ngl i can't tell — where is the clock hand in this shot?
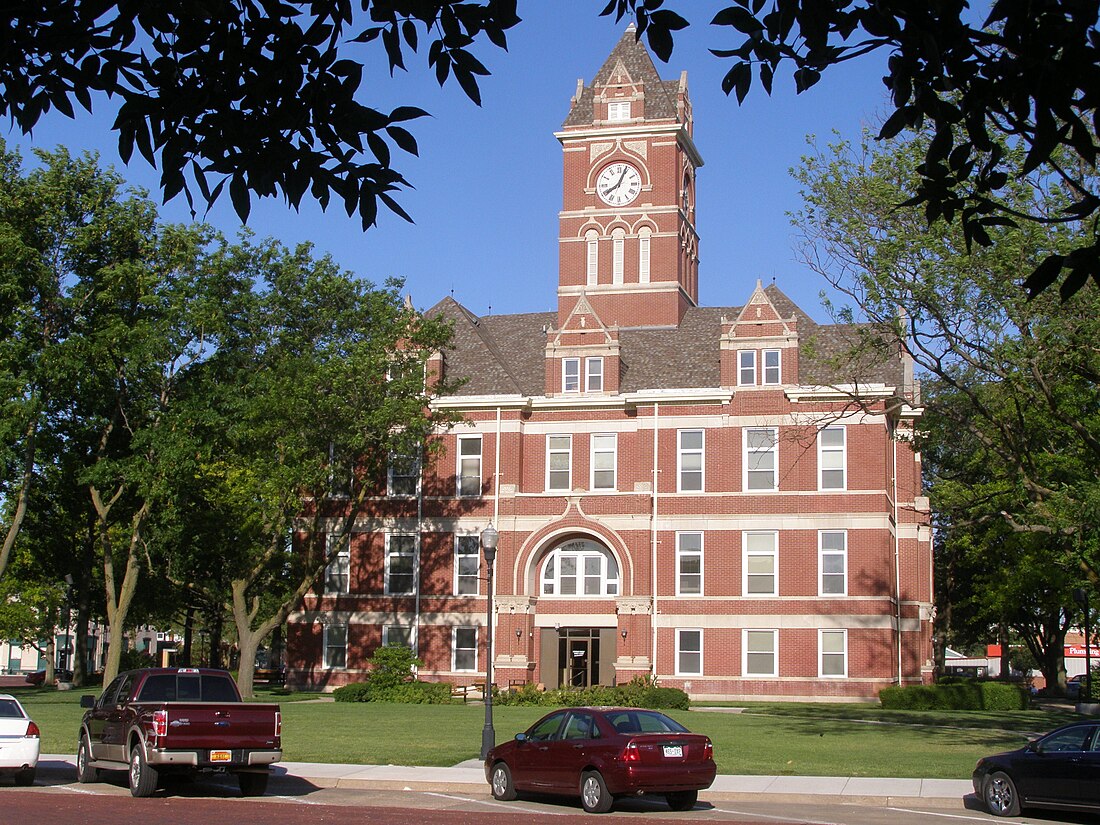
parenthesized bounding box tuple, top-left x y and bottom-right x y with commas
(602, 168, 628, 196)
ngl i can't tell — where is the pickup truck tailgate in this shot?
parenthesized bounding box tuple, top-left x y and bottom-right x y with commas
(148, 702, 280, 750)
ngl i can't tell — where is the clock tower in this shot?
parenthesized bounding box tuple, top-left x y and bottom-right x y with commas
(554, 24, 703, 332)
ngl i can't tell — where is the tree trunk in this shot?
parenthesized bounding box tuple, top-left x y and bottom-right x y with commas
(44, 638, 56, 685)
(96, 494, 149, 686)
(209, 609, 225, 669)
(181, 604, 195, 667)
(74, 597, 89, 687)
(0, 412, 39, 580)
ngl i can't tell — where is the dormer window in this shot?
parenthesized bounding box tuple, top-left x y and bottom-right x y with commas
(587, 357, 604, 392)
(607, 100, 631, 121)
(563, 358, 581, 392)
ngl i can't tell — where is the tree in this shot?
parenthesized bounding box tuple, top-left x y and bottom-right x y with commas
(792, 127, 1100, 687)
(0, 548, 66, 681)
(0, 141, 237, 683)
(609, 0, 1100, 300)
(7, 2, 1097, 299)
(3, 1, 521, 230)
(159, 236, 459, 697)
(923, 379, 1085, 690)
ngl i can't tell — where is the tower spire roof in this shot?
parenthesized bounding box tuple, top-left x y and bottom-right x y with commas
(562, 27, 681, 127)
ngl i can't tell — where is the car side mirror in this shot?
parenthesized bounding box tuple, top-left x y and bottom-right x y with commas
(80, 695, 95, 708)
(1025, 740, 1039, 753)
(515, 732, 527, 743)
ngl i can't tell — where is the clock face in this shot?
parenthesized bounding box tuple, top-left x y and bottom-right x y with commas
(596, 162, 642, 206)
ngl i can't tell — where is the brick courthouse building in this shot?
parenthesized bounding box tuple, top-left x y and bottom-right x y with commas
(286, 28, 933, 700)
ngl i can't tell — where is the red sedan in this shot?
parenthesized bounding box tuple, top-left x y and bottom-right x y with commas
(484, 706, 716, 813)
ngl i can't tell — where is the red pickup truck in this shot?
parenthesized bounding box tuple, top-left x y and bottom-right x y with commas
(77, 667, 281, 797)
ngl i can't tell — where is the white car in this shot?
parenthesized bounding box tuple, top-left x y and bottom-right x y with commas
(0, 694, 40, 785)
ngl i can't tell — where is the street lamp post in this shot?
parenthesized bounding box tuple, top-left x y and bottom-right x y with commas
(1075, 588, 1092, 702)
(480, 523, 499, 760)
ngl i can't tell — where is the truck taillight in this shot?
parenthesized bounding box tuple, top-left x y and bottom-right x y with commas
(275, 711, 281, 738)
(619, 740, 640, 763)
(25, 721, 40, 738)
(153, 709, 168, 737)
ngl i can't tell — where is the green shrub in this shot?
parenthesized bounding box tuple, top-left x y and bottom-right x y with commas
(493, 677, 689, 710)
(333, 679, 452, 704)
(369, 680, 453, 704)
(365, 645, 423, 691)
(879, 682, 1027, 710)
(495, 683, 554, 706)
(979, 681, 1029, 710)
(333, 681, 372, 702)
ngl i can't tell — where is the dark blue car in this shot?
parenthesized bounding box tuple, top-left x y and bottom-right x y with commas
(974, 721, 1100, 816)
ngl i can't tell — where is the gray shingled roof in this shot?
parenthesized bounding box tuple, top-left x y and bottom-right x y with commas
(426, 286, 905, 397)
(562, 26, 682, 128)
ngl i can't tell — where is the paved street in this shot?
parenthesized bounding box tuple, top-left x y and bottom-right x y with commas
(3, 754, 1071, 825)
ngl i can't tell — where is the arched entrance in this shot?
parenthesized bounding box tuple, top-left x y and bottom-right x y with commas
(531, 536, 621, 689)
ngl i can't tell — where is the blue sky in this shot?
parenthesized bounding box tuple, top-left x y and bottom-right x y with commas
(4, 2, 891, 323)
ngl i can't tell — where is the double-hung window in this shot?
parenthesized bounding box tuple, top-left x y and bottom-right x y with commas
(323, 624, 347, 669)
(819, 425, 847, 490)
(324, 533, 350, 594)
(743, 629, 777, 676)
(678, 429, 704, 492)
(738, 350, 756, 385)
(744, 531, 777, 596)
(745, 427, 778, 491)
(547, 435, 572, 491)
(457, 435, 482, 497)
(385, 534, 416, 595)
(383, 625, 413, 649)
(676, 629, 703, 675)
(819, 629, 848, 677)
(563, 358, 580, 393)
(587, 357, 604, 392)
(676, 532, 703, 595)
(455, 535, 480, 595)
(453, 627, 477, 671)
(763, 349, 781, 384)
(819, 531, 847, 596)
(590, 433, 617, 490)
(388, 451, 420, 497)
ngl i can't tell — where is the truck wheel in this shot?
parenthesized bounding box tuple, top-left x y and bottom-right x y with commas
(14, 767, 35, 786)
(238, 771, 269, 797)
(77, 735, 100, 783)
(128, 745, 159, 798)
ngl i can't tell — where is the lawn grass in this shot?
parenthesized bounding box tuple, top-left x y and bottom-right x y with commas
(11, 686, 1080, 779)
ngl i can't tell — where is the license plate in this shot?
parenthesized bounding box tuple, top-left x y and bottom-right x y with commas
(662, 745, 683, 758)
(210, 750, 232, 763)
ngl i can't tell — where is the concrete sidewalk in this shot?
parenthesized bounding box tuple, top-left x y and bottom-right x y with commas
(43, 754, 975, 803)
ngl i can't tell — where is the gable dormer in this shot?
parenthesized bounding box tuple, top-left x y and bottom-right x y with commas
(544, 292, 621, 396)
(721, 281, 800, 388)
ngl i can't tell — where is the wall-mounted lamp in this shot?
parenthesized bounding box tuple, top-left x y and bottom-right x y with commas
(515, 629, 522, 640)
(620, 629, 628, 640)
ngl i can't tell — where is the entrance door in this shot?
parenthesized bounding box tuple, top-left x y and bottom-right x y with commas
(557, 629, 601, 688)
